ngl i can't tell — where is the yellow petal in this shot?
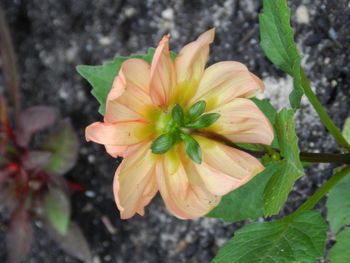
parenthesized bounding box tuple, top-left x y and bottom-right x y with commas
(85, 121, 153, 146)
(156, 150, 220, 219)
(113, 143, 158, 219)
(190, 61, 264, 110)
(105, 59, 154, 123)
(205, 98, 274, 145)
(173, 29, 215, 105)
(149, 35, 176, 107)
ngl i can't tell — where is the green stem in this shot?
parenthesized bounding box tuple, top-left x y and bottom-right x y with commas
(301, 69, 350, 150)
(300, 152, 350, 164)
(294, 165, 350, 214)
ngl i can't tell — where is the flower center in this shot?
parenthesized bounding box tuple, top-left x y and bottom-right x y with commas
(151, 100, 220, 164)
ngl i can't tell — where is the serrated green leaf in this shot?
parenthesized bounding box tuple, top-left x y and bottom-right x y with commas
(76, 48, 155, 115)
(326, 170, 350, 233)
(181, 133, 202, 164)
(328, 227, 350, 263)
(151, 133, 175, 154)
(42, 120, 78, 176)
(342, 115, 350, 144)
(187, 100, 206, 121)
(185, 113, 220, 129)
(171, 104, 184, 125)
(259, 0, 303, 110)
(44, 186, 71, 235)
(212, 211, 327, 263)
(263, 109, 303, 216)
(207, 162, 278, 222)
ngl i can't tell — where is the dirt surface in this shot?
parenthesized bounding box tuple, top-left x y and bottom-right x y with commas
(1, 0, 350, 262)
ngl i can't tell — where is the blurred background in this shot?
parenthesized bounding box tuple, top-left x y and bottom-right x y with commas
(0, 0, 350, 262)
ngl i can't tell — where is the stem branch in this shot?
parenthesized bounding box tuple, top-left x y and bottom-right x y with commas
(301, 70, 350, 150)
(294, 165, 350, 214)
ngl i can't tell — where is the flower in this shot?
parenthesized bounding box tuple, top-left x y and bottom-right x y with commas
(85, 28, 274, 219)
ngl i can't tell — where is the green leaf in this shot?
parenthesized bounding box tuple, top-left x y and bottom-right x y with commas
(44, 186, 71, 235)
(42, 120, 79, 176)
(185, 113, 220, 129)
(326, 170, 350, 233)
(342, 115, 350, 144)
(181, 133, 202, 164)
(259, 0, 303, 110)
(76, 48, 155, 115)
(263, 109, 303, 216)
(207, 162, 279, 222)
(151, 133, 175, 154)
(187, 100, 206, 121)
(212, 211, 327, 263)
(171, 104, 184, 125)
(328, 227, 350, 263)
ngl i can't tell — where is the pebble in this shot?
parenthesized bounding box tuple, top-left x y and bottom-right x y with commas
(296, 5, 310, 24)
(162, 8, 174, 20)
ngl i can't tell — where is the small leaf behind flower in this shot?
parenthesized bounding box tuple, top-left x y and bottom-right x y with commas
(187, 100, 206, 121)
(185, 113, 220, 129)
(44, 186, 71, 235)
(181, 133, 202, 164)
(151, 133, 175, 154)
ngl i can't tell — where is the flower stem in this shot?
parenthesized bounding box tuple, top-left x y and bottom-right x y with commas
(300, 152, 350, 164)
(293, 165, 350, 214)
(301, 69, 350, 151)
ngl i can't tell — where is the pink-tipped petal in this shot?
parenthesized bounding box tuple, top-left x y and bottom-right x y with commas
(149, 35, 176, 107)
(172, 29, 215, 104)
(105, 145, 128, 158)
(205, 98, 274, 145)
(105, 59, 154, 123)
(85, 121, 153, 146)
(191, 61, 264, 110)
(175, 28, 215, 85)
(156, 150, 220, 219)
(193, 136, 264, 196)
(113, 143, 158, 219)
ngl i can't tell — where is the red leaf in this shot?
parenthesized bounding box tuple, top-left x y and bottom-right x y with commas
(16, 106, 58, 147)
(6, 206, 33, 263)
(45, 221, 92, 263)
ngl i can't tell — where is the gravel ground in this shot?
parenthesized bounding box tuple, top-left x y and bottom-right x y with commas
(1, 0, 350, 262)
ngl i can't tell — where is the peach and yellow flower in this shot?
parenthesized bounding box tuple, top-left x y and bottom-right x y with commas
(86, 28, 274, 219)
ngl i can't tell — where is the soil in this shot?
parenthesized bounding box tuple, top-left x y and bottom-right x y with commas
(1, 0, 350, 262)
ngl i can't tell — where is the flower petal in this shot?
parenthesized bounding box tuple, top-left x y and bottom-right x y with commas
(85, 121, 153, 146)
(105, 59, 154, 123)
(173, 29, 215, 105)
(104, 145, 128, 158)
(205, 98, 274, 145)
(190, 61, 264, 110)
(149, 35, 176, 107)
(193, 136, 264, 196)
(156, 148, 220, 219)
(113, 143, 158, 219)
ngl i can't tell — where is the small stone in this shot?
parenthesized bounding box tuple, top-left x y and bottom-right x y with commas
(296, 5, 310, 24)
(162, 8, 174, 20)
(99, 36, 112, 46)
(85, 190, 96, 198)
(331, 80, 338, 87)
(324, 57, 330, 64)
